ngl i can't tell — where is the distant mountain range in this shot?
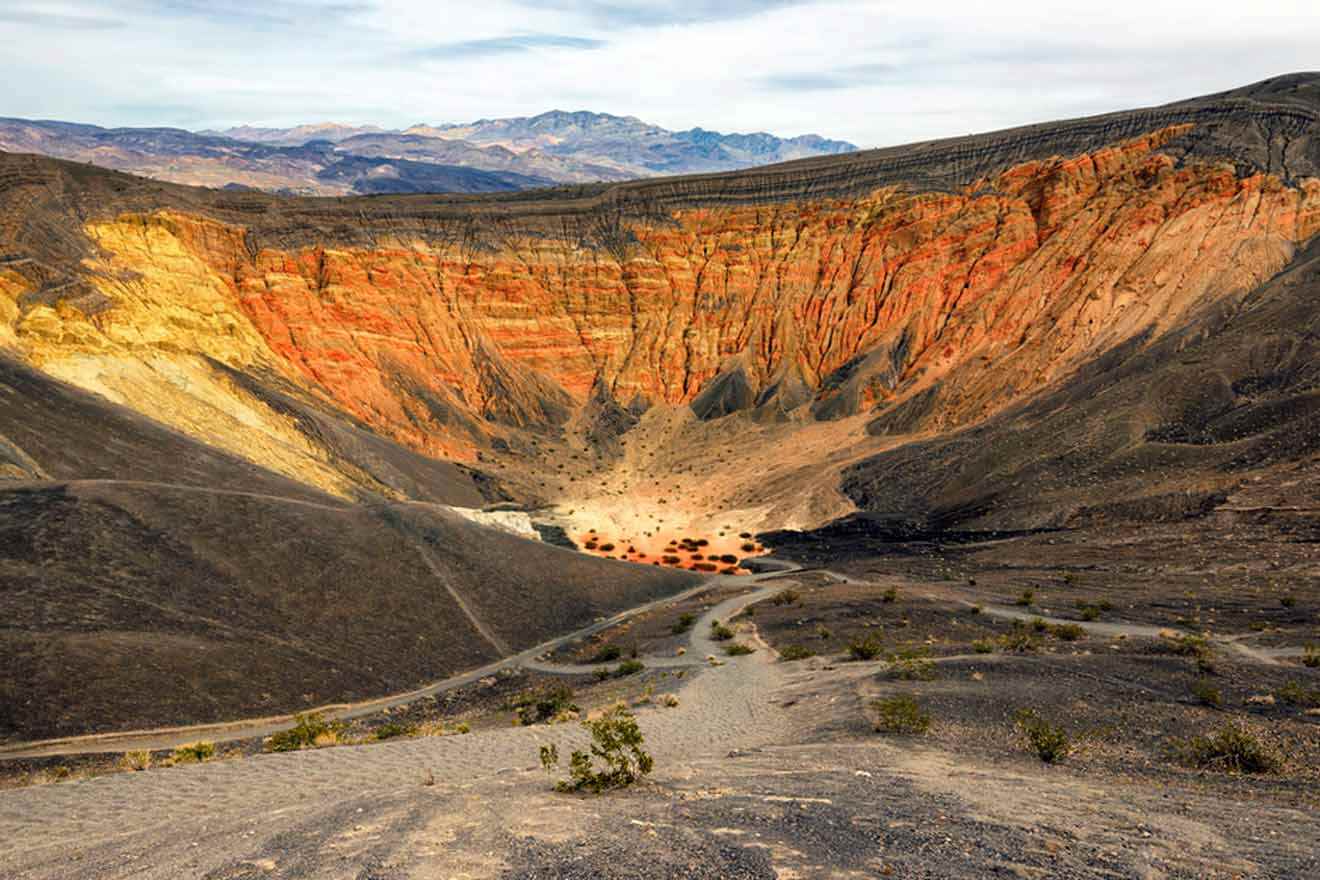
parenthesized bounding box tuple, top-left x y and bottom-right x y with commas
(0, 111, 856, 195)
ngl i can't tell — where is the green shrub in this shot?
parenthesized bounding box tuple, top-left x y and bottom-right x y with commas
(1276, 680, 1320, 708)
(724, 643, 755, 656)
(1280, 595, 1296, 608)
(540, 705, 654, 793)
(121, 750, 152, 771)
(771, 589, 801, 606)
(779, 644, 816, 662)
(1014, 709, 1070, 764)
(847, 637, 883, 661)
(589, 644, 622, 664)
(881, 587, 898, 604)
(172, 741, 216, 764)
(999, 627, 1040, 654)
(374, 721, 417, 740)
(1015, 589, 1035, 607)
(1302, 645, 1319, 668)
(266, 713, 344, 752)
(1030, 617, 1049, 633)
(872, 696, 931, 734)
(815, 624, 833, 640)
(612, 659, 645, 678)
(670, 612, 696, 635)
(1192, 678, 1222, 708)
(512, 685, 579, 725)
(1174, 722, 1279, 774)
(968, 605, 983, 615)
(1077, 604, 1100, 621)
(888, 647, 936, 681)
(972, 639, 995, 654)
(710, 621, 735, 641)
(1052, 623, 1086, 642)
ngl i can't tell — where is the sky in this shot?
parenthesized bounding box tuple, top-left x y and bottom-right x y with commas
(2, 0, 1317, 148)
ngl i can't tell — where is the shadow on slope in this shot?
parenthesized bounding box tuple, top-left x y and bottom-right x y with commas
(0, 361, 695, 743)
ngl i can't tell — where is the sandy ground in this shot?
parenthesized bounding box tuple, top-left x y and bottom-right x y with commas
(3, 564, 1318, 878)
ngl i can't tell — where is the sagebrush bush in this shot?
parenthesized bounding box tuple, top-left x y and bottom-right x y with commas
(512, 685, 579, 725)
(771, 589, 801, 606)
(540, 705, 654, 793)
(589, 644, 622, 664)
(1052, 623, 1086, 641)
(872, 695, 931, 734)
(121, 750, 151, 771)
(1276, 680, 1320, 708)
(881, 587, 898, 603)
(266, 713, 344, 752)
(612, 659, 645, 678)
(670, 612, 696, 635)
(847, 637, 883, 661)
(172, 741, 216, 764)
(779, 644, 815, 661)
(1174, 722, 1279, 774)
(1192, 678, 1222, 708)
(1302, 645, 1319, 668)
(1015, 709, 1070, 763)
(710, 621, 735, 641)
(374, 721, 417, 740)
(724, 643, 755, 656)
(888, 648, 936, 680)
(972, 639, 994, 654)
(1015, 589, 1035, 607)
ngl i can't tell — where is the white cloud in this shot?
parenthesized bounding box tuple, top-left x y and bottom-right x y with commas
(1, 0, 1316, 146)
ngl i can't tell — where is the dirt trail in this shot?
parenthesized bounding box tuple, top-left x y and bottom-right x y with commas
(0, 572, 758, 761)
(0, 576, 797, 864)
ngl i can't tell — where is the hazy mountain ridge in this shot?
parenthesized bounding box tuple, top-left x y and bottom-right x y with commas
(0, 110, 856, 195)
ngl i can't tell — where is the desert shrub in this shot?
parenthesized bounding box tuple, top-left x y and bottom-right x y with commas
(266, 713, 344, 752)
(725, 643, 755, 656)
(741, 542, 757, 552)
(512, 685, 579, 725)
(1077, 604, 1100, 621)
(1052, 623, 1086, 641)
(172, 741, 216, 764)
(719, 554, 738, 564)
(972, 639, 995, 654)
(1014, 709, 1070, 763)
(710, 621, 735, 641)
(1030, 617, 1049, 633)
(1015, 589, 1035, 607)
(968, 605, 983, 615)
(1174, 722, 1279, 773)
(1276, 680, 1320, 708)
(589, 644, 622, 664)
(815, 624, 833, 640)
(121, 750, 151, 771)
(661, 693, 680, 708)
(771, 589, 801, 606)
(1192, 678, 1222, 708)
(1302, 645, 1319, 668)
(1280, 595, 1296, 608)
(540, 705, 654, 793)
(872, 695, 931, 734)
(779, 644, 816, 661)
(1165, 634, 1219, 675)
(847, 637, 883, 661)
(881, 587, 898, 603)
(999, 626, 1041, 654)
(888, 647, 936, 680)
(599, 543, 615, 552)
(670, 612, 696, 635)
(612, 659, 645, 678)
(374, 721, 417, 740)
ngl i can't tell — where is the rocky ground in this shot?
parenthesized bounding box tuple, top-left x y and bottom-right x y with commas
(3, 558, 1317, 878)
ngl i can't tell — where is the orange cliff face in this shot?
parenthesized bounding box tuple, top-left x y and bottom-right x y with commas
(2, 126, 1317, 501)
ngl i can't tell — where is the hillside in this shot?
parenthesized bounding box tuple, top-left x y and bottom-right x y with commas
(1, 72, 1318, 741)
